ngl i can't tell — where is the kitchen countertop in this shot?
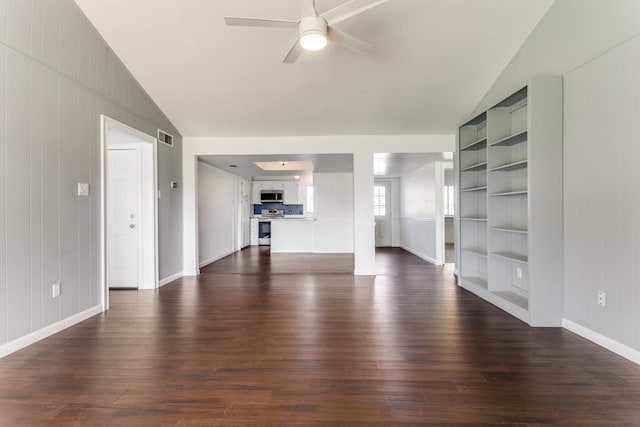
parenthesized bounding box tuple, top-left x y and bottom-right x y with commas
(251, 215, 315, 220)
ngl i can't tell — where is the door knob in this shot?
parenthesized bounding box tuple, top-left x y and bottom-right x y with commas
(129, 224, 136, 229)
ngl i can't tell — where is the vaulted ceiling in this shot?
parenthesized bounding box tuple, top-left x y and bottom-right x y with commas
(74, 0, 554, 137)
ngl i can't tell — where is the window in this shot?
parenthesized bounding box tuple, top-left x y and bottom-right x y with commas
(306, 186, 314, 213)
(374, 185, 386, 217)
(443, 185, 455, 216)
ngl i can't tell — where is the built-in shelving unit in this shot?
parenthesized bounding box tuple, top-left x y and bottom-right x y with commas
(458, 112, 488, 296)
(456, 77, 563, 326)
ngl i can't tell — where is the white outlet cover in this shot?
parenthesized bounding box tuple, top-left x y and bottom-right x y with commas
(78, 183, 90, 197)
(597, 291, 606, 307)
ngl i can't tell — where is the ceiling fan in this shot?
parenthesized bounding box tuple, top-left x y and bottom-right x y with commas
(224, 0, 387, 64)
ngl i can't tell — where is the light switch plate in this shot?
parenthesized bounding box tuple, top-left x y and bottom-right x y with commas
(78, 183, 89, 197)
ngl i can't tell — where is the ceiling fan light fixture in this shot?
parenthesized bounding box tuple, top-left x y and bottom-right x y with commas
(299, 16, 328, 51)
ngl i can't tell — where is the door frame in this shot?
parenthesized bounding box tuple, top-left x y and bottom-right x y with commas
(100, 115, 159, 310)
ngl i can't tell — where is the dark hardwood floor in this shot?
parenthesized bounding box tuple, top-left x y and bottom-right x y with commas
(1, 247, 640, 425)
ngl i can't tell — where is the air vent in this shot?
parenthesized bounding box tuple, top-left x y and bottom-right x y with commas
(158, 129, 174, 147)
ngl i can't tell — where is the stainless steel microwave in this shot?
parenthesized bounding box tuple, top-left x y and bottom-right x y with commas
(260, 190, 283, 203)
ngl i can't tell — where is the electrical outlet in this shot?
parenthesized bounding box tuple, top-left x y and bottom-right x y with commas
(597, 291, 606, 307)
(516, 267, 523, 279)
(52, 283, 61, 298)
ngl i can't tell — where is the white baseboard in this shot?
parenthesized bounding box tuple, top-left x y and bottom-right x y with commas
(198, 250, 234, 269)
(400, 245, 437, 265)
(159, 271, 183, 287)
(271, 250, 313, 253)
(353, 269, 376, 276)
(0, 305, 104, 359)
(563, 319, 640, 366)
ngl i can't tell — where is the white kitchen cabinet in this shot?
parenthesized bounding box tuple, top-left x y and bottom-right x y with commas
(250, 218, 259, 245)
(283, 181, 302, 204)
(261, 182, 283, 190)
(251, 182, 262, 204)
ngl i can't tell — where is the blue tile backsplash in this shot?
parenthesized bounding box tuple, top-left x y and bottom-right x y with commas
(254, 203, 304, 215)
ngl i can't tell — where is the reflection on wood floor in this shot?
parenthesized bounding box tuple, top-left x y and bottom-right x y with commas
(0, 246, 639, 425)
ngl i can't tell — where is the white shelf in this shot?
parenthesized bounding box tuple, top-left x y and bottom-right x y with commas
(493, 291, 528, 310)
(491, 190, 527, 197)
(460, 137, 487, 151)
(461, 162, 488, 172)
(491, 252, 528, 263)
(490, 160, 528, 172)
(461, 186, 487, 193)
(462, 248, 488, 257)
(460, 217, 487, 222)
(491, 227, 528, 234)
(462, 277, 488, 290)
(490, 129, 528, 147)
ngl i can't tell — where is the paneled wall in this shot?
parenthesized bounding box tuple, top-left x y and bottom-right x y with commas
(564, 33, 640, 351)
(0, 0, 182, 347)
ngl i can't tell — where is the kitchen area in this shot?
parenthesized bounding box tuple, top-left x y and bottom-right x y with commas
(250, 179, 315, 253)
(196, 153, 355, 267)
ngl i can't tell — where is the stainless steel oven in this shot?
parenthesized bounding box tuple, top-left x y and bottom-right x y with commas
(258, 221, 271, 245)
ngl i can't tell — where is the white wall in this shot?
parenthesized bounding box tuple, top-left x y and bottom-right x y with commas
(198, 162, 236, 267)
(0, 0, 182, 355)
(466, 0, 640, 360)
(400, 162, 444, 264)
(313, 173, 354, 253)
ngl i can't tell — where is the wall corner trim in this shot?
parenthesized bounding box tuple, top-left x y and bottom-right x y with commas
(400, 245, 438, 265)
(563, 319, 640, 366)
(159, 272, 184, 287)
(199, 250, 235, 269)
(0, 305, 105, 359)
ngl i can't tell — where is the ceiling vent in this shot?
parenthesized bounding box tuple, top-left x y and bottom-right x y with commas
(158, 129, 174, 147)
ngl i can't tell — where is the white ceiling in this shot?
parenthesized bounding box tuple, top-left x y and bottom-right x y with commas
(199, 154, 354, 178)
(74, 0, 554, 137)
(199, 152, 448, 178)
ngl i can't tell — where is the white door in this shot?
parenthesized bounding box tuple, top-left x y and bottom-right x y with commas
(108, 149, 140, 288)
(374, 182, 392, 247)
(240, 179, 251, 248)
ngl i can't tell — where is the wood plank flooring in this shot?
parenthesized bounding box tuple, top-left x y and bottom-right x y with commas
(1, 246, 639, 425)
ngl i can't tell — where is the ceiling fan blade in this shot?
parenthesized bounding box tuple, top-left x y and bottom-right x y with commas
(298, 0, 318, 17)
(327, 27, 372, 54)
(321, 0, 387, 26)
(283, 39, 304, 64)
(224, 17, 299, 29)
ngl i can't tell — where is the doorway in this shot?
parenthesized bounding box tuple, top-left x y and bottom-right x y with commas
(374, 181, 392, 247)
(101, 116, 158, 308)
